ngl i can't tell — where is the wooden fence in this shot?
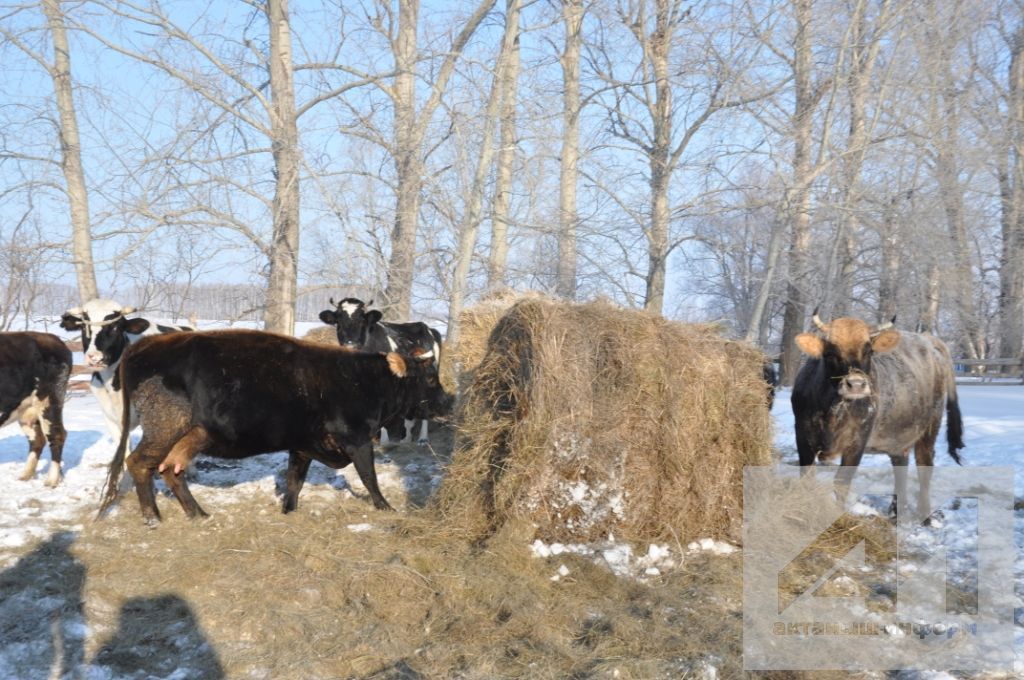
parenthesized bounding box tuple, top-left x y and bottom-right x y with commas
(953, 358, 1023, 384)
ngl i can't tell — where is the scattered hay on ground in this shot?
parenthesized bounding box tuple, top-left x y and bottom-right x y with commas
(436, 294, 773, 546)
(67, 498, 749, 679)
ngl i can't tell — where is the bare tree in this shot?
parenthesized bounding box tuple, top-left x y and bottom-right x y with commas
(0, 0, 99, 302)
(998, 12, 1024, 357)
(446, 0, 523, 347)
(79, 0, 380, 334)
(487, 0, 522, 291)
(383, 0, 498, 320)
(555, 0, 584, 300)
(263, 0, 301, 333)
(590, 0, 770, 314)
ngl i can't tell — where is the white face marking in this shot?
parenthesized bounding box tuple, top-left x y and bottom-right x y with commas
(387, 335, 398, 352)
(78, 298, 125, 359)
(341, 301, 361, 316)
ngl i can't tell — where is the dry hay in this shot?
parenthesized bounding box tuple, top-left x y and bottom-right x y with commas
(436, 294, 773, 545)
(301, 325, 338, 346)
(61, 497, 753, 679)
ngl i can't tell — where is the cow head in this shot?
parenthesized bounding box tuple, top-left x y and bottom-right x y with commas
(384, 348, 454, 419)
(318, 297, 382, 349)
(795, 312, 900, 400)
(61, 299, 150, 368)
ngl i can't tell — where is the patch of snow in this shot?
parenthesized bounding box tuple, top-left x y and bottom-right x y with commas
(346, 523, 373, 533)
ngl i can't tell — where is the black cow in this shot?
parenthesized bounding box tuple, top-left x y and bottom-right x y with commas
(791, 312, 964, 519)
(97, 330, 453, 524)
(60, 298, 193, 440)
(1, 332, 71, 486)
(318, 297, 444, 445)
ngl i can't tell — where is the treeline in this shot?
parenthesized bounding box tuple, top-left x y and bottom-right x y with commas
(1, 0, 1023, 383)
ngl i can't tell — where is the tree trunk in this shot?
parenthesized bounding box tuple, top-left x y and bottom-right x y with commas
(487, 0, 521, 292)
(744, 216, 786, 344)
(556, 0, 583, 300)
(919, 262, 940, 333)
(384, 0, 497, 319)
(877, 197, 900, 324)
(779, 0, 816, 386)
(262, 0, 301, 335)
(447, 3, 519, 348)
(41, 0, 98, 302)
(384, 0, 420, 320)
(828, 0, 890, 318)
(643, 0, 672, 315)
(999, 24, 1024, 358)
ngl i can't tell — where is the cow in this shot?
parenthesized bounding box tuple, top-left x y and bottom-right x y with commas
(97, 330, 454, 524)
(791, 312, 965, 521)
(0, 332, 72, 486)
(317, 297, 444, 446)
(60, 299, 193, 440)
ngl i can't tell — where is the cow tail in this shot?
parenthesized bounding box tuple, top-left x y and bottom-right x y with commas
(945, 368, 965, 465)
(97, 358, 133, 518)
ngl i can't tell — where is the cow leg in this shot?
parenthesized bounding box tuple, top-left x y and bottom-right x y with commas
(914, 433, 938, 522)
(17, 420, 45, 482)
(402, 419, 414, 444)
(349, 440, 393, 511)
(283, 450, 313, 513)
(794, 422, 821, 475)
(833, 449, 864, 508)
(126, 439, 166, 525)
(158, 426, 211, 518)
(889, 453, 910, 520)
(40, 395, 67, 488)
(417, 419, 429, 446)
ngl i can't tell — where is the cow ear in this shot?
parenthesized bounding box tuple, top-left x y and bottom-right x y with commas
(871, 329, 900, 353)
(795, 332, 824, 358)
(366, 310, 383, 326)
(384, 352, 407, 378)
(60, 313, 83, 331)
(319, 309, 337, 325)
(124, 318, 150, 335)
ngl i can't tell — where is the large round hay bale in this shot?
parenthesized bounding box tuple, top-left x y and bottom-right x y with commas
(302, 325, 338, 346)
(436, 295, 772, 545)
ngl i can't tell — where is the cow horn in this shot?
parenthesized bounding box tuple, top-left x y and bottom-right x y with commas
(811, 308, 829, 333)
(871, 316, 895, 336)
(66, 307, 83, 316)
(412, 349, 434, 361)
(329, 297, 336, 307)
(120, 306, 137, 315)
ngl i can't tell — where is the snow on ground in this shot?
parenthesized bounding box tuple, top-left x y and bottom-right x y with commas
(773, 384, 1024, 673)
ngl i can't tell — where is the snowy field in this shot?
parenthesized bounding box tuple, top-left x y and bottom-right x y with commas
(0, 373, 1022, 676)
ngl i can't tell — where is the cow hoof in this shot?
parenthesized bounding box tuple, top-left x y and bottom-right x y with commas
(17, 472, 32, 482)
(417, 438, 429, 446)
(44, 475, 62, 488)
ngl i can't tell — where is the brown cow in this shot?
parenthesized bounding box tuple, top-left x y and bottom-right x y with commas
(97, 330, 453, 524)
(791, 313, 964, 520)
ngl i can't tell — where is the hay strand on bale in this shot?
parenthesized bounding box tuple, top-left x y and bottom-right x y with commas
(436, 295, 772, 545)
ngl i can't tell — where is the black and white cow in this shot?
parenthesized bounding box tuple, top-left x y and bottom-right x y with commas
(97, 330, 454, 523)
(1, 332, 72, 486)
(318, 298, 444, 446)
(60, 299, 193, 440)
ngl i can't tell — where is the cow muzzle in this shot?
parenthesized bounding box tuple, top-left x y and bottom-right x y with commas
(838, 371, 871, 399)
